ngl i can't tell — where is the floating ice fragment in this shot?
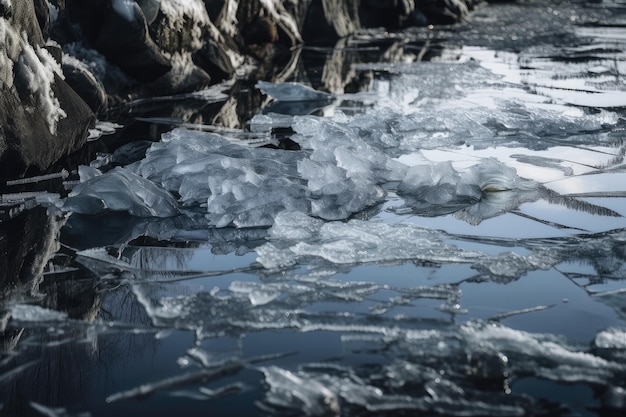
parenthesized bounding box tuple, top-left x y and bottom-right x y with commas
(229, 281, 281, 306)
(257, 213, 483, 269)
(10, 304, 67, 322)
(594, 328, 626, 349)
(256, 81, 333, 102)
(106, 360, 243, 403)
(259, 366, 340, 416)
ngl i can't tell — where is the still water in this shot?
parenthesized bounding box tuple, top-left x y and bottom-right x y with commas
(2, 1, 626, 416)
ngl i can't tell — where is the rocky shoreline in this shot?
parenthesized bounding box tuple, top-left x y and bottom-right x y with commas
(1, 0, 489, 182)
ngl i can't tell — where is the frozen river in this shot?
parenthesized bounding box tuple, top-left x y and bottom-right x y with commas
(2, 1, 626, 416)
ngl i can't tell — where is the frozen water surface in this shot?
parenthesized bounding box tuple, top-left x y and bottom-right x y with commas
(3, 1, 626, 416)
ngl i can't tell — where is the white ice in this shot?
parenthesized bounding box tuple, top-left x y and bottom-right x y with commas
(257, 81, 333, 102)
(10, 304, 68, 322)
(256, 211, 484, 269)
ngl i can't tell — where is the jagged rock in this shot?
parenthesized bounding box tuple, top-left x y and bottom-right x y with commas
(0, 0, 94, 181)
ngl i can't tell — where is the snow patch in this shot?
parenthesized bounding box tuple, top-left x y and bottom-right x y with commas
(8, 28, 67, 135)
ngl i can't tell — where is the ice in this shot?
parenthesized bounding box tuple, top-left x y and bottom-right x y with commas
(106, 360, 243, 403)
(257, 81, 333, 102)
(131, 128, 391, 226)
(255, 320, 624, 416)
(30, 402, 91, 417)
(594, 328, 626, 348)
(10, 304, 68, 322)
(256, 211, 484, 269)
(5, 169, 69, 186)
(62, 167, 179, 218)
(258, 366, 340, 416)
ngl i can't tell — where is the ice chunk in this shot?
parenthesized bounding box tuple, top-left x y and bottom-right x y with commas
(63, 167, 179, 218)
(257, 81, 333, 102)
(472, 250, 559, 281)
(395, 158, 537, 218)
(594, 328, 626, 349)
(30, 402, 91, 417)
(10, 304, 67, 322)
(259, 366, 340, 416)
(132, 128, 390, 226)
(106, 360, 243, 403)
(229, 281, 281, 306)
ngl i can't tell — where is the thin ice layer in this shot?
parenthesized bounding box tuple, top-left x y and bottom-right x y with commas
(256, 320, 625, 416)
(256, 211, 484, 269)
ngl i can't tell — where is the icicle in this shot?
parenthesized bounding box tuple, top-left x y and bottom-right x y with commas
(6, 169, 69, 186)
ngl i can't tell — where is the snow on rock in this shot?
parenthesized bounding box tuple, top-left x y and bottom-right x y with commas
(0, 17, 17, 88)
(15, 41, 67, 135)
(1, 16, 67, 136)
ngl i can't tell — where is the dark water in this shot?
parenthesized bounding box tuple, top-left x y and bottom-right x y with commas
(2, 1, 626, 416)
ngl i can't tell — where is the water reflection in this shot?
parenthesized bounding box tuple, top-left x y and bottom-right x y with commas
(2, 1, 626, 416)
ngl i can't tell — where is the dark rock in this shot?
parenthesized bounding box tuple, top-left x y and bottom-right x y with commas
(137, 0, 160, 24)
(34, 0, 51, 39)
(417, 0, 473, 25)
(302, 0, 361, 44)
(193, 38, 239, 82)
(0, 73, 95, 179)
(360, 0, 424, 29)
(62, 57, 108, 115)
(203, 0, 226, 21)
(0, 1, 94, 181)
(94, 2, 171, 82)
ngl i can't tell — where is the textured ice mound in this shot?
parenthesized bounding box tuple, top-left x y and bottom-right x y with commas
(395, 157, 538, 218)
(131, 128, 389, 226)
